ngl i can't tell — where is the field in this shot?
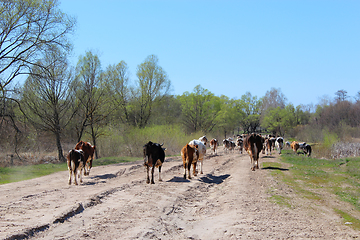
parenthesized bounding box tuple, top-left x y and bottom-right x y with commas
(1, 148, 359, 239)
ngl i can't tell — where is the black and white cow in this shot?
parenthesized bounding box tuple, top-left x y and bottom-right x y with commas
(143, 141, 166, 184)
(67, 149, 86, 185)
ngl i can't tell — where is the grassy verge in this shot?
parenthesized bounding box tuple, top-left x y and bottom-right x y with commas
(0, 156, 141, 185)
(263, 149, 360, 230)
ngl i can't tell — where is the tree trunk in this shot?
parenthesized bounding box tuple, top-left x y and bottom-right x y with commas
(55, 131, 65, 162)
(90, 125, 98, 159)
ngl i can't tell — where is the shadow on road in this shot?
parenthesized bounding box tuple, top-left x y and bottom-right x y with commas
(199, 174, 230, 184)
(262, 166, 289, 171)
(91, 173, 117, 180)
(167, 176, 191, 183)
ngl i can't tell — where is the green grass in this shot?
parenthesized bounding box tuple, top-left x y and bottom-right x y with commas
(0, 156, 141, 185)
(265, 151, 360, 230)
(334, 209, 360, 230)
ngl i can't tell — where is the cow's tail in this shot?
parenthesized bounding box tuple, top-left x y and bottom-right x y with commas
(253, 143, 258, 160)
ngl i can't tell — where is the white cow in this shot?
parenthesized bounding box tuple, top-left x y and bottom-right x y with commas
(189, 139, 206, 174)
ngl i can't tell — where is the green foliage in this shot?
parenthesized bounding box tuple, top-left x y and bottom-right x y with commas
(178, 85, 221, 133)
(97, 124, 200, 158)
(238, 92, 262, 133)
(322, 129, 339, 149)
(261, 105, 298, 136)
(132, 55, 171, 128)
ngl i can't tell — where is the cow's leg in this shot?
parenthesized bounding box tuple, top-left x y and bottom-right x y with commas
(187, 161, 192, 179)
(74, 169, 78, 185)
(151, 166, 155, 184)
(183, 163, 187, 179)
(158, 165, 162, 182)
(192, 161, 197, 176)
(251, 157, 255, 171)
(199, 159, 203, 174)
(68, 169, 72, 185)
(79, 164, 83, 184)
(146, 166, 150, 184)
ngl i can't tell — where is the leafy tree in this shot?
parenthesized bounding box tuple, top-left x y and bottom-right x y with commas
(130, 55, 171, 128)
(178, 85, 221, 133)
(74, 51, 108, 158)
(149, 95, 182, 125)
(215, 96, 245, 138)
(261, 106, 296, 136)
(102, 61, 130, 124)
(20, 47, 76, 162)
(239, 92, 262, 133)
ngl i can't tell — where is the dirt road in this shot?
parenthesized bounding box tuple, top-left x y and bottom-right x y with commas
(1, 149, 359, 239)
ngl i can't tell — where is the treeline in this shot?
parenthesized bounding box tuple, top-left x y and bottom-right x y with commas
(1, 1, 360, 166)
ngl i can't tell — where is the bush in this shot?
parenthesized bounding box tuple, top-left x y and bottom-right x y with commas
(97, 124, 206, 158)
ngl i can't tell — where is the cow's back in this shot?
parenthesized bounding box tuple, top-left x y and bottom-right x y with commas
(189, 140, 206, 159)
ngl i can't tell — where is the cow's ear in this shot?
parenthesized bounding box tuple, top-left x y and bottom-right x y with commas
(195, 144, 198, 148)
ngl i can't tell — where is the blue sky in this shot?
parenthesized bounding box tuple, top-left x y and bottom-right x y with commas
(60, 0, 360, 107)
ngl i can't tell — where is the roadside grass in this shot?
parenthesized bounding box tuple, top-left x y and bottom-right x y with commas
(264, 149, 360, 230)
(0, 156, 141, 185)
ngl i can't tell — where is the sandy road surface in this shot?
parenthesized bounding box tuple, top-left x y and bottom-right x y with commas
(1, 149, 359, 239)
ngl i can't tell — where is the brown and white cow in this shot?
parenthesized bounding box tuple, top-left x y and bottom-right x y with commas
(244, 133, 264, 171)
(143, 141, 166, 184)
(264, 137, 272, 155)
(236, 137, 243, 154)
(181, 143, 199, 179)
(75, 141, 95, 176)
(67, 149, 86, 185)
(209, 138, 218, 155)
(223, 138, 235, 153)
(291, 141, 311, 157)
(189, 139, 206, 174)
(199, 135, 208, 146)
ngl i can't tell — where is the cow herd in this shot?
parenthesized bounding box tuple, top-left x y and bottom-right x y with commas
(66, 135, 311, 185)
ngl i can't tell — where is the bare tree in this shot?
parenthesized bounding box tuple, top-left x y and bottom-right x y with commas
(335, 89, 348, 102)
(261, 87, 287, 112)
(0, 0, 75, 98)
(20, 47, 76, 162)
(0, 0, 75, 159)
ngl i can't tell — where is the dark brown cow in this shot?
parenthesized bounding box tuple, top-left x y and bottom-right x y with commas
(143, 141, 165, 184)
(244, 133, 264, 171)
(75, 141, 95, 176)
(181, 143, 199, 179)
(209, 138, 218, 155)
(67, 149, 86, 185)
